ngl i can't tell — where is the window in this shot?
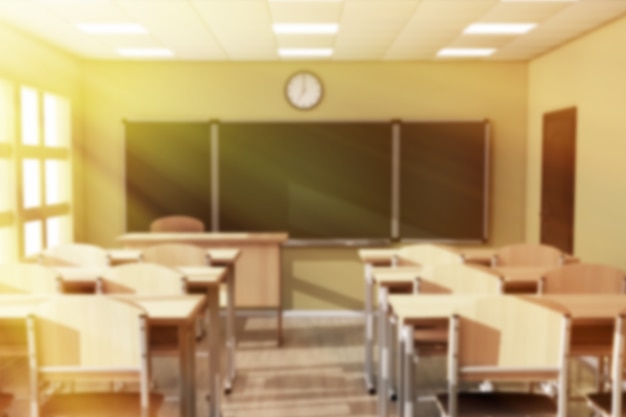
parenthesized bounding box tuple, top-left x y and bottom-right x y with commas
(0, 79, 16, 263)
(16, 86, 73, 258)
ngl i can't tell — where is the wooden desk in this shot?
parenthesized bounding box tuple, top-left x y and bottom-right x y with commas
(387, 294, 490, 417)
(524, 294, 626, 356)
(119, 232, 288, 345)
(0, 294, 205, 417)
(178, 266, 227, 417)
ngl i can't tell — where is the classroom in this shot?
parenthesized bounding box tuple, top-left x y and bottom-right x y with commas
(1, 0, 626, 416)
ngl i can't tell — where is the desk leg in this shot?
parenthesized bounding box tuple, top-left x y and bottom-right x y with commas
(225, 264, 236, 394)
(402, 325, 414, 417)
(396, 324, 404, 411)
(364, 262, 376, 394)
(183, 322, 197, 417)
(389, 316, 397, 401)
(208, 287, 222, 417)
(179, 324, 190, 417)
(377, 286, 389, 417)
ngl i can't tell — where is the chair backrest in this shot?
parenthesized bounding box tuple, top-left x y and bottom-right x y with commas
(28, 296, 147, 370)
(149, 216, 205, 233)
(539, 263, 626, 295)
(396, 244, 463, 267)
(492, 243, 564, 267)
(0, 263, 62, 294)
(419, 264, 504, 295)
(454, 296, 569, 373)
(141, 243, 209, 268)
(39, 243, 110, 267)
(98, 263, 187, 295)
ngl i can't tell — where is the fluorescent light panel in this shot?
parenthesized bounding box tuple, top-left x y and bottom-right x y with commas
(77, 23, 147, 34)
(437, 48, 496, 57)
(273, 23, 338, 35)
(116, 48, 174, 57)
(278, 48, 333, 57)
(464, 23, 536, 35)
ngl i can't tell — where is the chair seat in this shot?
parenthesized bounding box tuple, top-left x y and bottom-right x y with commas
(586, 392, 626, 416)
(41, 393, 163, 417)
(436, 392, 557, 417)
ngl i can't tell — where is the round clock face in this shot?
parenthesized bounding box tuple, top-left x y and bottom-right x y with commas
(285, 71, 323, 110)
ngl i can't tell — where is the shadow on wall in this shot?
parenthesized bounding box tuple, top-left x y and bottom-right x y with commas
(282, 248, 364, 310)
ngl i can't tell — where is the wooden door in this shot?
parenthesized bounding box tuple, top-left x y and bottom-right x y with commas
(541, 107, 576, 253)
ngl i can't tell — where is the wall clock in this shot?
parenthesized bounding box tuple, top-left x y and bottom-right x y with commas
(285, 71, 323, 110)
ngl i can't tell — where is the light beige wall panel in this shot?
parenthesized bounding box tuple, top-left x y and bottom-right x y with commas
(528, 15, 626, 269)
(82, 61, 528, 309)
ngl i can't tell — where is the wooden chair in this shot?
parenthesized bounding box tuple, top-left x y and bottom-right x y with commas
(0, 394, 11, 417)
(39, 243, 110, 267)
(149, 216, 205, 233)
(98, 263, 187, 355)
(538, 263, 626, 295)
(432, 296, 570, 417)
(492, 243, 564, 267)
(539, 263, 626, 394)
(97, 263, 187, 295)
(586, 309, 626, 417)
(0, 263, 62, 294)
(27, 296, 163, 417)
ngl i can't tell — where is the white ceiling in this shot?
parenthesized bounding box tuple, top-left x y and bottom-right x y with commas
(0, 0, 625, 61)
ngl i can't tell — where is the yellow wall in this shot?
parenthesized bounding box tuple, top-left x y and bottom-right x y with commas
(527, 15, 626, 269)
(82, 61, 528, 309)
(0, 21, 84, 245)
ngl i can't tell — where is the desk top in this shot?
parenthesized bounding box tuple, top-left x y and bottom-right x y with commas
(178, 266, 227, 287)
(0, 294, 205, 324)
(207, 249, 241, 265)
(119, 232, 289, 245)
(358, 249, 396, 265)
(372, 267, 421, 286)
(388, 294, 491, 325)
(522, 294, 626, 321)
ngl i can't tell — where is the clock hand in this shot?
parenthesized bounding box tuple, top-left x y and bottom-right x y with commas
(299, 75, 306, 99)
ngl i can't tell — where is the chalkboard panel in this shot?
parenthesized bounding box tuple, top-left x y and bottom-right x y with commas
(219, 122, 392, 239)
(399, 121, 487, 241)
(125, 122, 211, 231)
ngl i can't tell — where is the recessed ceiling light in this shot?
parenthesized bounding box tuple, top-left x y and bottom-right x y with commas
(77, 23, 147, 35)
(273, 23, 339, 35)
(278, 48, 333, 57)
(464, 23, 537, 35)
(437, 48, 496, 57)
(116, 48, 174, 58)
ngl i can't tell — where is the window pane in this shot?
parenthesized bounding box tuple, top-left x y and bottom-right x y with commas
(43, 94, 59, 147)
(21, 87, 39, 145)
(0, 227, 17, 263)
(22, 159, 41, 208)
(0, 79, 14, 144)
(43, 94, 70, 147)
(23, 220, 42, 256)
(45, 160, 69, 205)
(46, 216, 71, 249)
(0, 159, 14, 212)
